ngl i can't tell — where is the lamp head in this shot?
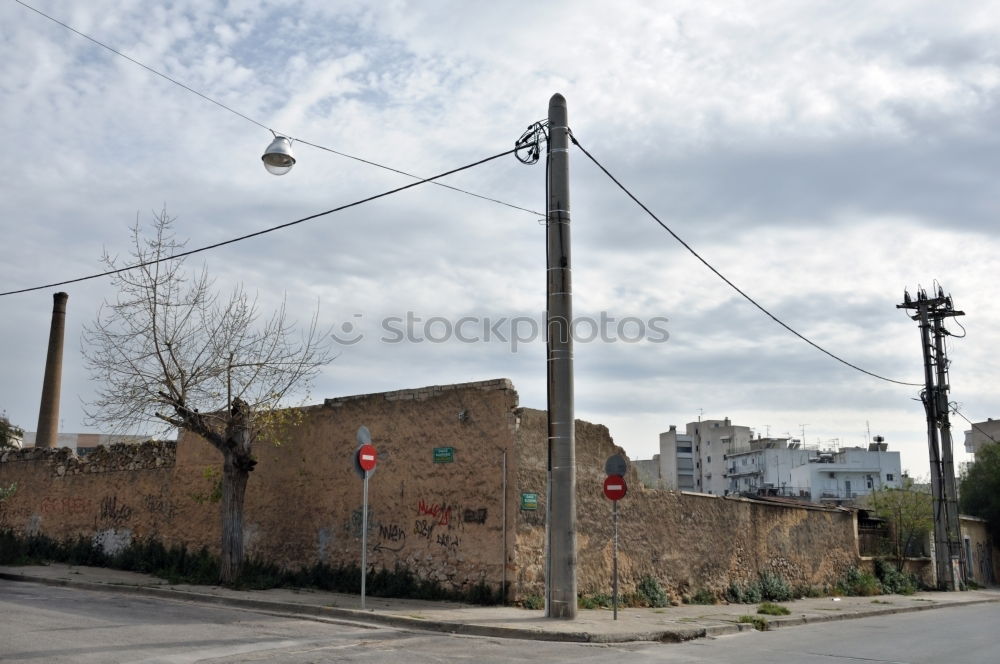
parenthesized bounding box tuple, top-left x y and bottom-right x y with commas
(262, 136, 295, 175)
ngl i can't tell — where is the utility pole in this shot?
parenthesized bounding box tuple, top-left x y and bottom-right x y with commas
(897, 286, 965, 590)
(545, 93, 576, 618)
(932, 294, 964, 587)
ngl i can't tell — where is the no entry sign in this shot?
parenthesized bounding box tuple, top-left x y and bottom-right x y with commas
(357, 444, 377, 472)
(603, 474, 627, 501)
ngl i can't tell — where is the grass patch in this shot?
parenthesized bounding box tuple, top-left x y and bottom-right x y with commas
(871, 599, 893, 605)
(757, 602, 790, 616)
(836, 567, 882, 596)
(738, 615, 768, 631)
(578, 593, 612, 609)
(520, 594, 544, 610)
(637, 575, 669, 608)
(873, 559, 919, 595)
(687, 588, 716, 605)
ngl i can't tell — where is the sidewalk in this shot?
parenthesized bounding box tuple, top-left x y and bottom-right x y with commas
(2, 564, 998, 643)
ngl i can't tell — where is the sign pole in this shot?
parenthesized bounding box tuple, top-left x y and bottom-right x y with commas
(603, 454, 628, 622)
(361, 470, 368, 610)
(353, 427, 377, 611)
(613, 499, 619, 620)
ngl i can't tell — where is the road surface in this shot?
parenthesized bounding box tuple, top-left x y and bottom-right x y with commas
(1, 581, 994, 663)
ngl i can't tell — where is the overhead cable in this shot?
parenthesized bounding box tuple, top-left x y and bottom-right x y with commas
(13, 0, 541, 217)
(0, 148, 517, 297)
(567, 131, 923, 388)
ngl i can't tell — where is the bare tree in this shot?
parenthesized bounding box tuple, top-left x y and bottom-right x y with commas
(83, 209, 334, 583)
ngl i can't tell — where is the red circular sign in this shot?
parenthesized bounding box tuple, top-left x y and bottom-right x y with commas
(603, 474, 627, 501)
(357, 444, 377, 472)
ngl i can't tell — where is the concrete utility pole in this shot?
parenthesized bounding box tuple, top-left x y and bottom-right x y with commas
(897, 287, 964, 589)
(35, 292, 68, 449)
(545, 93, 577, 619)
(932, 298, 964, 587)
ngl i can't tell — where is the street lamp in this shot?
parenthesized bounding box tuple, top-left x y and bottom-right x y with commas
(262, 135, 296, 175)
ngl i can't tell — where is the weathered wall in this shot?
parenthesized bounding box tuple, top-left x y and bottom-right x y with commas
(960, 516, 997, 586)
(172, 378, 518, 590)
(512, 408, 860, 601)
(0, 442, 180, 555)
(0, 380, 518, 594)
(2, 379, 881, 601)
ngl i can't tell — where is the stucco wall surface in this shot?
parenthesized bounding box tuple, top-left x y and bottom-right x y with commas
(2, 379, 876, 601)
(512, 408, 860, 601)
(0, 380, 519, 593)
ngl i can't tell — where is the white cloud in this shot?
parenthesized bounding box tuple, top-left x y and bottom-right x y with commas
(1, 0, 998, 480)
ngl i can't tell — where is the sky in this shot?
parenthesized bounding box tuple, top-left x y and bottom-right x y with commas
(1, 0, 998, 478)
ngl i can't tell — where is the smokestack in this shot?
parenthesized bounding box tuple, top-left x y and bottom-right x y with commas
(35, 292, 68, 449)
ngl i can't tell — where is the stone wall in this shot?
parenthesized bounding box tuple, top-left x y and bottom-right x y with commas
(2, 378, 873, 601)
(0, 441, 179, 555)
(0, 380, 518, 594)
(512, 407, 860, 601)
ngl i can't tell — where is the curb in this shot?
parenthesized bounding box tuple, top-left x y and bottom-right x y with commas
(0, 571, 690, 643)
(762, 596, 1000, 631)
(2, 571, 998, 643)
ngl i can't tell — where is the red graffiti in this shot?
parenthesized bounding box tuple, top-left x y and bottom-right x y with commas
(417, 499, 451, 526)
(40, 496, 92, 515)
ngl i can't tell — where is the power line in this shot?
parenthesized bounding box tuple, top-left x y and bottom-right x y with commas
(13, 0, 542, 217)
(567, 131, 922, 388)
(0, 148, 517, 297)
(951, 405, 999, 444)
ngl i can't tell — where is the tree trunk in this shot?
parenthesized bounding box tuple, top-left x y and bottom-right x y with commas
(220, 450, 250, 585)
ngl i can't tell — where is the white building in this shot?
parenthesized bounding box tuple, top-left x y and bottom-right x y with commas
(639, 418, 751, 495)
(964, 418, 1000, 460)
(788, 446, 902, 504)
(638, 417, 903, 504)
(725, 437, 814, 496)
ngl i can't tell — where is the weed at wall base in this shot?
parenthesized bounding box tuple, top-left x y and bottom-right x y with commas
(0, 529, 504, 604)
(738, 615, 768, 631)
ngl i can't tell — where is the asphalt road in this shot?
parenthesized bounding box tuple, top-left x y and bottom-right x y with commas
(1, 581, 995, 663)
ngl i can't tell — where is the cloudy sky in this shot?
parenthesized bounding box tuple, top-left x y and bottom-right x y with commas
(2, 1, 998, 477)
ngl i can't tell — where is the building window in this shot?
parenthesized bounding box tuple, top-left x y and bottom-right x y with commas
(887, 473, 894, 481)
(707, 456, 711, 463)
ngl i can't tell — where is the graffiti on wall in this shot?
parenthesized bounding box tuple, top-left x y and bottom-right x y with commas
(40, 496, 93, 515)
(96, 495, 132, 527)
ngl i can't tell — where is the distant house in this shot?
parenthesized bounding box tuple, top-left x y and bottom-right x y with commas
(636, 416, 902, 505)
(788, 446, 902, 505)
(964, 418, 1000, 460)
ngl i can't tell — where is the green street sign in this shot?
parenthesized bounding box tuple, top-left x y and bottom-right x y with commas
(433, 446, 455, 463)
(520, 492, 539, 511)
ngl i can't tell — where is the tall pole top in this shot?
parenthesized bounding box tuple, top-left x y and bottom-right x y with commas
(548, 93, 567, 124)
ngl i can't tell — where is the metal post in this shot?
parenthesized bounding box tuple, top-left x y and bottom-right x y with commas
(36, 292, 68, 449)
(545, 92, 577, 619)
(612, 500, 619, 620)
(501, 450, 507, 604)
(361, 471, 369, 609)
